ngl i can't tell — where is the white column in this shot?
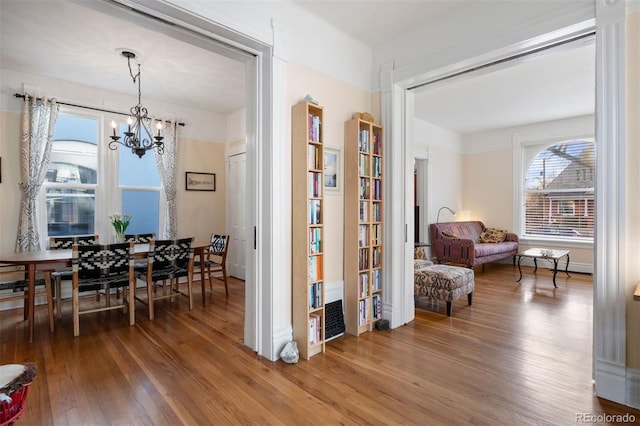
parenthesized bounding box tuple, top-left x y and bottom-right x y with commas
(594, 0, 627, 404)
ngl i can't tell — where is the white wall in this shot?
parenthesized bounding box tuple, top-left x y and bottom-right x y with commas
(0, 68, 227, 142)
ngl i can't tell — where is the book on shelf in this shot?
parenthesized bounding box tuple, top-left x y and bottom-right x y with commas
(308, 114, 321, 142)
(359, 129, 370, 152)
(372, 179, 381, 200)
(372, 156, 381, 178)
(358, 248, 369, 271)
(308, 172, 322, 198)
(309, 227, 322, 253)
(372, 294, 382, 320)
(308, 255, 323, 283)
(309, 200, 321, 224)
(309, 282, 323, 309)
(371, 224, 381, 245)
(372, 268, 382, 291)
(358, 299, 370, 325)
(308, 145, 321, 170)
(358, 153, 369, 176)
(358, 225, 369, 248)
(359, 201, 369, 222)
(372, 131, 381, 155)
(359, 178, 370, 200)
(373, 203, 381, 222)
(372, 246, 381, 269)
(359, 272, 369, 298)
(309, 313, 322, 344)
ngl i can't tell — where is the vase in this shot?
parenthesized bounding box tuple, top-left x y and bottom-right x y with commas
(116, 230, 125, 243)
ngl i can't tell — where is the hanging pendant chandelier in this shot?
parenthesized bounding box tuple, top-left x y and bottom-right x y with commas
(109, 50, 164, 158)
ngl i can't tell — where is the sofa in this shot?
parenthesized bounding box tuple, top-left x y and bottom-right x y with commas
(429, 221, 519, 268)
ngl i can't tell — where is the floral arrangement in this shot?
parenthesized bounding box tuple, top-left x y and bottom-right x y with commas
(109, 213, 131, 242)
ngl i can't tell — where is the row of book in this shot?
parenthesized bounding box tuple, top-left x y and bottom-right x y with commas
(309, 313, 322, 344)
(358, 247, 369, 271)
(372, 268, 382, 292)
(358, 153, 369, 176)
(358, 225, 369, 248)
(372, 246, 382, 269)
(359, 201, 369, 222)
(372, 294, 382, 320)
(371, 224, 381, 246)
(358, 129, 383, 155)
(372, 156, 382, 178)
(373, 202, 382, 222)
(308, 255, 323, 283)
(308, 172, 322, 198)
(309, 200, 321, 224)
(308, 114, 321, 142)
(358, 298, 370, 326)
(359, 178, 370, 200)
(358, 272, 369, 298)
(372, 132, 382, 156)
(309, 282, 322, 310)
(372, 179, 382, 201)
(309, 227, 321, 254)
(359, 129, 371, 153)
(307, 145, 322, 171)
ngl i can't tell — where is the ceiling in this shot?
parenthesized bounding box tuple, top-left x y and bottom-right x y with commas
(0, 0, 594, 135)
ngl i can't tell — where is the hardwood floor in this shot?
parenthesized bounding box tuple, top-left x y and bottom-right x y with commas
(2, 265, 639, 425)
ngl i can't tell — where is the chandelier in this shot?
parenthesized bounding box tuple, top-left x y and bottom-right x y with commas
(109, 51, 164, 158)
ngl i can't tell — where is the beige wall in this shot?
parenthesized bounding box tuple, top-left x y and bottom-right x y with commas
(0, 111, 21, 252)
(625, 10, 640, 371)
(177, 138, 227, 243)
(285, 61, 373, 285)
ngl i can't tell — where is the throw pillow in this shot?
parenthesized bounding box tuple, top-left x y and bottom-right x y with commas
(479, 227, 508, 243)
(414, 259, 434, 270)
(441, 230, 458, 238)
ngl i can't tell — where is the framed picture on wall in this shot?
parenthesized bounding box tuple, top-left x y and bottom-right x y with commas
(324, 147, 341, 193)
(185, 172, 216, 191)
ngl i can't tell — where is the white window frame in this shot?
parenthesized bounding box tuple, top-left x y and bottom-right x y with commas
(513, 131, 595, 248)
(38, 107, 164, 247)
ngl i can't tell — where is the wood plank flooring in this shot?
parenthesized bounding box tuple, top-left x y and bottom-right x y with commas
(2, 264, 639, 425)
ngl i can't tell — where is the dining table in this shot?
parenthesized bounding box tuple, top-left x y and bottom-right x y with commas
(0, 240, 210, 342)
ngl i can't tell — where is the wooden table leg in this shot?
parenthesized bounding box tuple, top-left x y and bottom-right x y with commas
(200, 249, 206, 306)
(27, 263, 35, 342)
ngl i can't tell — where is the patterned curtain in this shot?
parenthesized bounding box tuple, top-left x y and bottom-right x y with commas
(16, 96, 59, 252)
(155, 120, 178, 239)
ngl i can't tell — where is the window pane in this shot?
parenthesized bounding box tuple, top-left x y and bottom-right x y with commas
(46, 188, 95, 236)
(118, 124, 161, 187)
(46, 140, 98, 184)
(53, 114, 98, 144)
(122, 190, 159, 235)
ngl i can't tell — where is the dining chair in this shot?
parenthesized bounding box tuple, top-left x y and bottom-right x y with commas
(0, 265, 55, 332)
(135, 237, 194, 320)
(194, 234, 230, 298)
(71, 242, 135, 337)
(50, 235, 100, 319)
(125, 233, 156, 272)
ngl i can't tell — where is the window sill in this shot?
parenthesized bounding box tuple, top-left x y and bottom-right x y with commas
(519, 235, 593, 250)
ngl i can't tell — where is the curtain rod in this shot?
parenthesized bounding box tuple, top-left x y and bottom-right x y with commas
(13, 93, 185, 127)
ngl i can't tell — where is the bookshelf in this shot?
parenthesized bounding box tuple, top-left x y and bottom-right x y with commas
(292, 101, 325, 359)
(344, 117, 383, 335)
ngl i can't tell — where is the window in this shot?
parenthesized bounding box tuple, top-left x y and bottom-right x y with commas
(522, 138, 595, 240)
(41, 110, 162, 242)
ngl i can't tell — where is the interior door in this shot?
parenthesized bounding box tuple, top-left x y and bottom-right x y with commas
(227, 152, 247, 279)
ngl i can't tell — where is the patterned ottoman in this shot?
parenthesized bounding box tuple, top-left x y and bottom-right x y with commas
(414, 265, 474, 316)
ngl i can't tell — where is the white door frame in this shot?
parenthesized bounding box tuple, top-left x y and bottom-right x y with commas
(112, 0, 277, 359)
(383, 3, 631, 407)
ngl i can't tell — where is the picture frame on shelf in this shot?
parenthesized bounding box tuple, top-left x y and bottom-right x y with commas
(185, 172, 216, 191)
(323, 147, 341, 193)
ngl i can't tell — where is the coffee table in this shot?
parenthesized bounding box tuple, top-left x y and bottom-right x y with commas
(516, 248, 570, 288)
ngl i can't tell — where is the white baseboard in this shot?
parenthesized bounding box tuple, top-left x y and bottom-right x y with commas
(627, 367, 640, 409)
(595, 358, 627, 405)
